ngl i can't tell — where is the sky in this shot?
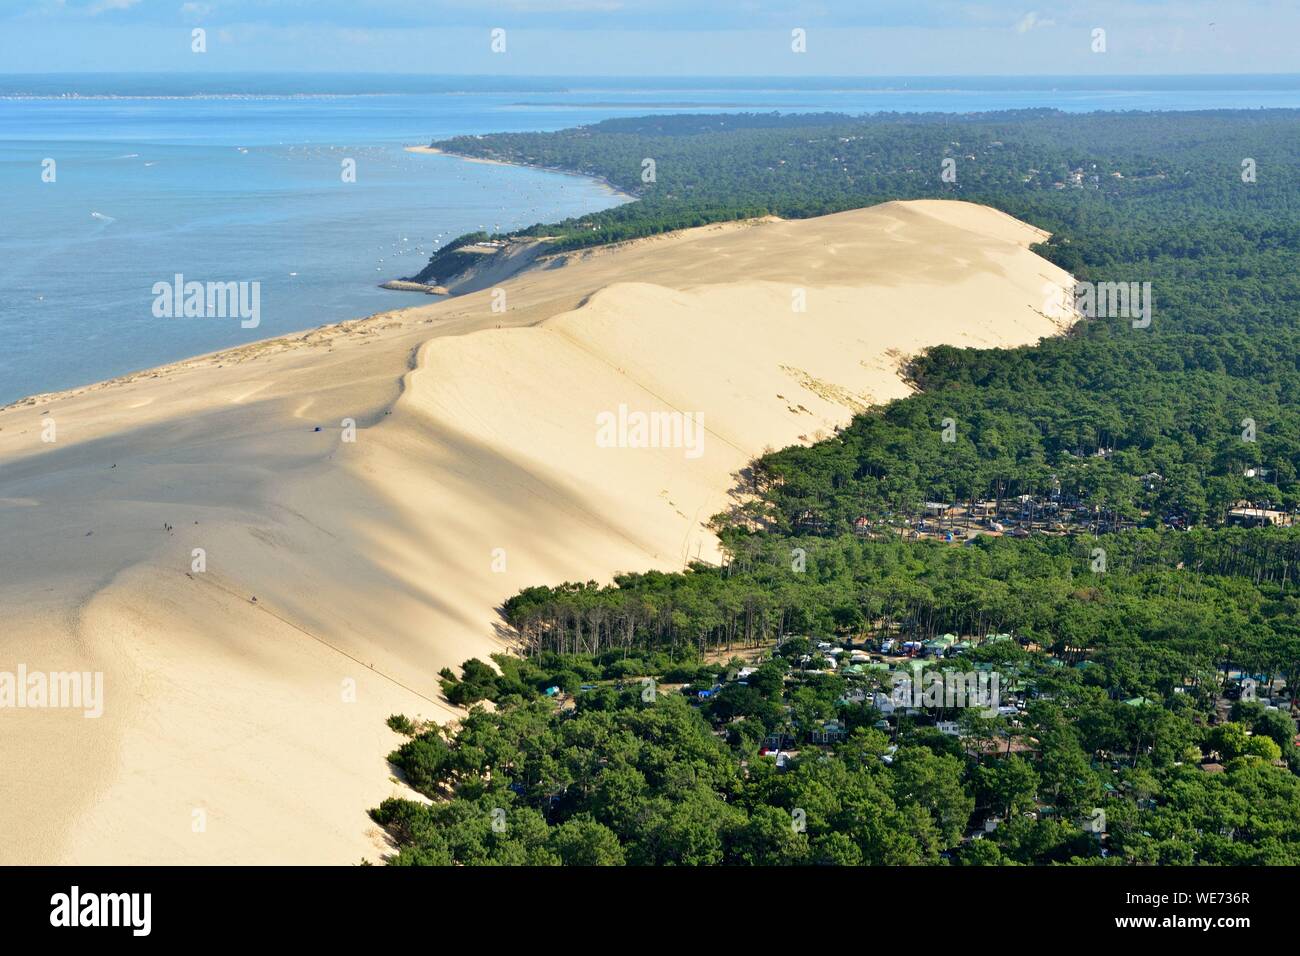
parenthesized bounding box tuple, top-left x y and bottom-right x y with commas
(1, 0, 1298, 75)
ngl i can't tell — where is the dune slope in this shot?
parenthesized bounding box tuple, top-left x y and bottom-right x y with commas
(0, 200, 1074, 864)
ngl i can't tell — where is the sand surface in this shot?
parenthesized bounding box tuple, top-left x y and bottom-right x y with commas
(0, 200, 1074, 864)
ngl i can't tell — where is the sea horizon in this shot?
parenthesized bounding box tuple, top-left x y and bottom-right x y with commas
(6, 71, 1300, 406)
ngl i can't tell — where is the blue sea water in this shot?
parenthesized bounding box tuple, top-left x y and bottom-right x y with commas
(3, 73, 1300, 405)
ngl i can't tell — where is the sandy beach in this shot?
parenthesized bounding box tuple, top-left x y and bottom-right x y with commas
(406, 144, 638, 200)
(0, 199, 1075, 864)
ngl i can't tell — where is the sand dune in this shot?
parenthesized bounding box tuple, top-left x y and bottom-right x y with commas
(0, 200, 1074, 864)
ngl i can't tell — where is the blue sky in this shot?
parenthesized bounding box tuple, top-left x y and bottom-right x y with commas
(2, 0, 1298, 74)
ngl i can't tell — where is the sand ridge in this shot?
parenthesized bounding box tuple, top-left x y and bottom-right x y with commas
(0, 200, 1075, 863)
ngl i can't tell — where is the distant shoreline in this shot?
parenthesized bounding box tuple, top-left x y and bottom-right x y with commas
(406, 144, 638, 202)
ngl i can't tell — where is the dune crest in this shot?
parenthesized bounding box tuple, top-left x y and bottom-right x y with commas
(0, 200, 1074, 863)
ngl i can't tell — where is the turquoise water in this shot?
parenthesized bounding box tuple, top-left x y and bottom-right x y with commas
(4, 74, 1300, 404)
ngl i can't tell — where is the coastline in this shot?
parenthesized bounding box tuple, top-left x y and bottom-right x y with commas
(0, 309, 412, 413)
(0, 149, 628, 411)
(406, 144, 639, 202)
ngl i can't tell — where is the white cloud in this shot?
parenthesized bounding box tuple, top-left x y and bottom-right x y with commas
(88, 0, 140, 14)
(1014, 11, 1055, 34)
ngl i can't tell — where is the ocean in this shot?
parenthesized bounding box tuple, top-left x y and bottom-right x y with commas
(4, 73, 1300, 405)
